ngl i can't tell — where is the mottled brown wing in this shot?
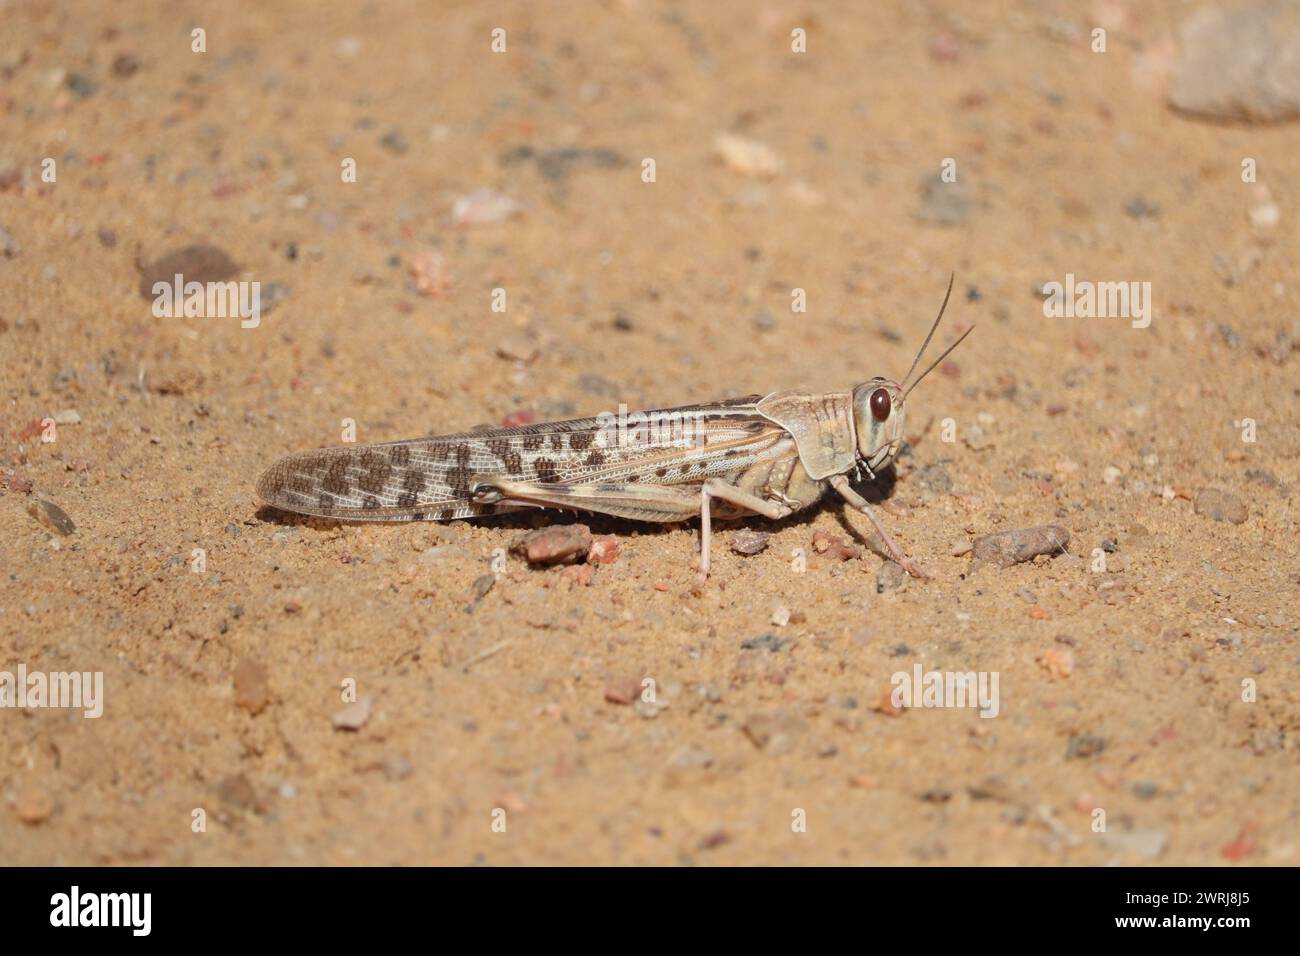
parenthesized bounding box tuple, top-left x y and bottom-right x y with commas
(255, 398, 789, 522)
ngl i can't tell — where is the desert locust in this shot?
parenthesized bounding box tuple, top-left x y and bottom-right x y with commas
(258, 277, 971, 579)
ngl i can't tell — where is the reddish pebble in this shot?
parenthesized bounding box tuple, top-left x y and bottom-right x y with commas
(586, 535, 619, 565)
(494, 790, 528, 815)
(500, 408, 536, 428)
(232, 658, 270, 714)
(1221, 826, 1258, 861)
(872, 689, 905, 717)
(928, 31, 961, 63)
(558, 564, 594, 587)
(510, 524, 593, 565)
(408, 251, 449, 297)
(604, 676, 641, 705)
(812, 530, 863, 561)
(15, 791, 53, 824)
(1036, 646, 1073, 675)
(1150, 724, 1178, 744)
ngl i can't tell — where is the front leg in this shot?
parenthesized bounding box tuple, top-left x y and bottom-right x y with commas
(828, 474, 929, 579)
(698, 478, 795, 580)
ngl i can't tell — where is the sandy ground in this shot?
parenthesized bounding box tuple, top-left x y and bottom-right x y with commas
(1, 0, 1296, 866)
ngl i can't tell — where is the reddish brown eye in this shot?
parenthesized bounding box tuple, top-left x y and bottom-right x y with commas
(870, 387, 891, 422)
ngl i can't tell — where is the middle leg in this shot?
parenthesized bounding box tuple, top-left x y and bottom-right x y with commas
(698, 478, 795, 580)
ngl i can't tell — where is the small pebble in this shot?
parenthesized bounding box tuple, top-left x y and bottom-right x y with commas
(332, 696, 374, 731)
(215, 774, 260, 812)
(418, 544, 471, 565)
(876, 561, 907, 592)
(66, 73, 96, 98)
(510, 524, 593, 565)
(713, 132, 783, 178)
(812, 530, 863, 561)
(494, 334, 539, 363)
(468, 573, 496, 604)
(260, 282, 291, 315)
(232, 658, 270, 714)
(669, 747, 715, 769)
(1194, 487, 1248, 524)
(1249, 201, 1280, 228)
(15, 791, 53, 825)
(379, 128, 408, 153)
(586, 535, 620, 565)
(730, 528, 770, 555)
(1036, 647, 1074, 678)
(1101, 827, 1168, 860)
(971, 525, 1070, 567)
(604, 676, 641, 705)
(1169, 3, 1300, 122)
(741, 711, 807, 755)
(1133, 780, 1160, 799)
(915, 462, 953, 495)
(0, 225, 19, 257)
(1066, 734, 1105, 759)
(1124, 196, 1160, 220)
(494, 790, 528, 815)
(558, 563, 594, 588)
(111, 53, 140, 78)
(917, 172, 969, 226)
(740, 633, 787, 653)
(575, 373, 619, 397)
(407, 251, 449, 297)
(1221, 825, 1259, 861)
(27, 499, 76, 535)
(452, 188, 525, 225)
(137, 244, 238, 299)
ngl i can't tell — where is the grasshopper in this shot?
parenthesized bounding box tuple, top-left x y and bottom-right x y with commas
(257, 277, 971, 579)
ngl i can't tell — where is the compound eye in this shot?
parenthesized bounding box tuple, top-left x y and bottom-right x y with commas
(870, 387, 891, 422)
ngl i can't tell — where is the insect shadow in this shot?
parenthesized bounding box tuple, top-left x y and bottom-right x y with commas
(252, 503, 679, 539)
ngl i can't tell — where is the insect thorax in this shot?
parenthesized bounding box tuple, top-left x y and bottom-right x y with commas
(755, 389, 858, 481)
